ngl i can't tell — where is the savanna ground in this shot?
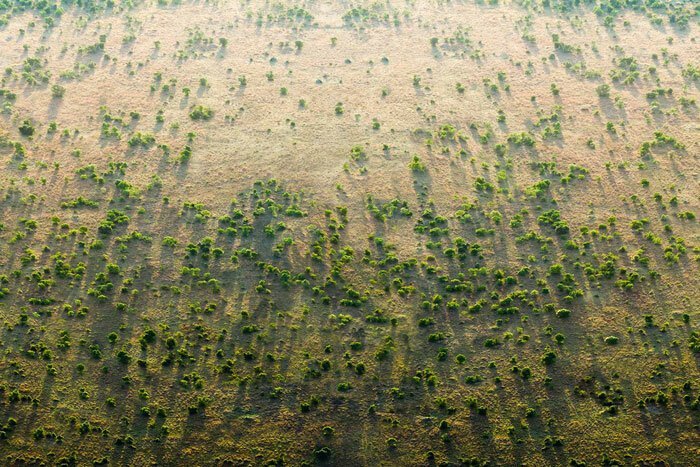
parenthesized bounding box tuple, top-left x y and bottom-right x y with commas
(0, 0, 698, 465)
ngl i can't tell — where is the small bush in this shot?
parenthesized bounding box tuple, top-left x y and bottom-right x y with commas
(189, 105, 213, 120)
(18, 120, 35, 137)
(604, 336, 619, 345)
(51, 84, 66, 98)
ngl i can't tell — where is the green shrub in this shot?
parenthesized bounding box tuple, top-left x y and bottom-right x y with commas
(408, 155, 426, 172)
(596, 84, 610, 97)
(51, 84, 65, 98)
(189, 105, 213, 120)
(555, 308, 571, 318)
(18, 120, 35, 137)
(128, 132, 155, 147)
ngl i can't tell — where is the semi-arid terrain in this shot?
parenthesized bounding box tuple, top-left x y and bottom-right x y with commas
(0, 0, 698, 465)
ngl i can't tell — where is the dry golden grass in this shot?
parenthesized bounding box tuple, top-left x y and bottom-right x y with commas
(0, 0, 698, 465)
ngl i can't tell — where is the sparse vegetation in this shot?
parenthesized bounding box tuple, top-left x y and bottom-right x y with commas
(0, 1, 696, 466)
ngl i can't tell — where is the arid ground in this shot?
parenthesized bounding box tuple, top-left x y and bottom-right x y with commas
(0, 0, 698, 465)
